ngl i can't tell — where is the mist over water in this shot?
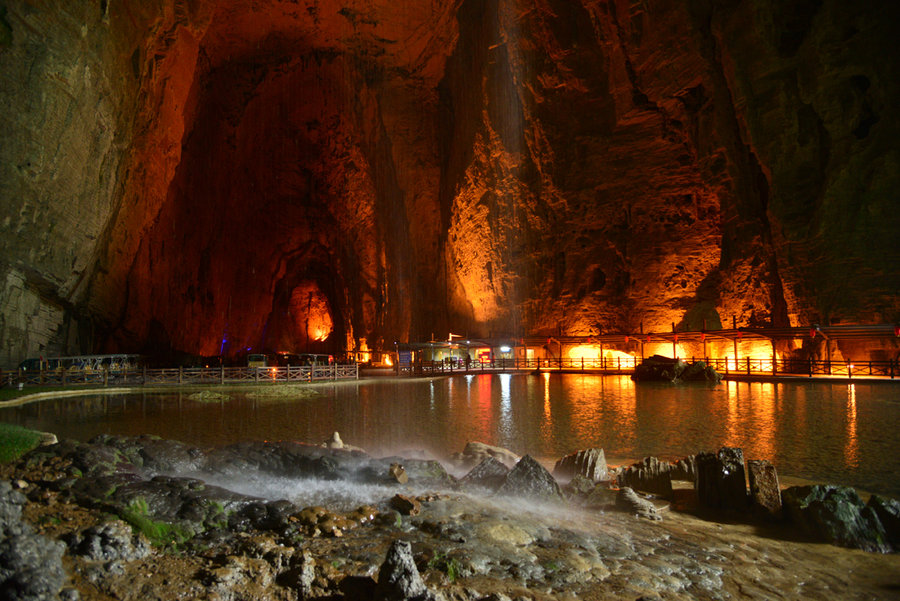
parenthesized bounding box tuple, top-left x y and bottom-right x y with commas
(3, 374, 899, 497)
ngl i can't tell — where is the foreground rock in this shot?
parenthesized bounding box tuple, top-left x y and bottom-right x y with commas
(375, 540, 435, 601)
(782, 485, 892, 553)
(553, 448, 608, 483)
(449, 442, 520, 471)
(616, 487, 663, 521)
(617, 456, 674, 499)
(2, 435, 899, 601)
(496, 455, 563, 501)
(0, 481, 69, 600)
(696, 447, 748, 510)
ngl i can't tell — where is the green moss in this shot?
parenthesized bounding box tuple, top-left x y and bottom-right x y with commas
(120, 497, 193, 548)
(0, 423, 44, 462)
(427, 552, 461, 583)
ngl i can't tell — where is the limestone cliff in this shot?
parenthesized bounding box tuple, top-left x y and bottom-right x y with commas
(0, 0, 897, 365)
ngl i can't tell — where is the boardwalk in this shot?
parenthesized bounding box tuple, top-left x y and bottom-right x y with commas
(403, 357, 899, 381)
(2, 364, 359, 390)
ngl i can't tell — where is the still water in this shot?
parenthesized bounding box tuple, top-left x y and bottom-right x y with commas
(2, 374, 899, 497)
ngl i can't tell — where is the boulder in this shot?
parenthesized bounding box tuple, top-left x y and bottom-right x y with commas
(566, 474, 597, 496)
(670, 456, 696, 481)
(867, 495, 900, 548)
(497, 455, 562, 501)
(782, 485, 891, 553)
(281, 549, 316, 598)
(450, 441, 520, 471)
(747, 460, 782, 517)
(615, 487, 662, 521)
(695, 448, 748, 510)
(460, 456, 510, 491)
(553, 448, 608, 482)
(617, 456, 673, 499)
(67, 519, 151, 561)
(679, 360, 723, 383)
(390, 494, 421, 516)
(631, 355, 686, 382)
(374, 540, 430, 601)
(0, 481, 69, 600)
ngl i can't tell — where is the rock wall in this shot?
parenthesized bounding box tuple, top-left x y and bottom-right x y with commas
(0, 0, 897, 364)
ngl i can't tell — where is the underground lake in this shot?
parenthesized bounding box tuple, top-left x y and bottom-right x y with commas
(3, 374, 899, 499)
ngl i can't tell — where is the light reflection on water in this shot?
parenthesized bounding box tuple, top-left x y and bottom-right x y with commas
(1, 374, 898, 496)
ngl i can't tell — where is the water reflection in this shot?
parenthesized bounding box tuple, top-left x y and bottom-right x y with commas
(1, 376, 899, 496)
(498, 373, 512, 440)
(846, 384, 859, 469)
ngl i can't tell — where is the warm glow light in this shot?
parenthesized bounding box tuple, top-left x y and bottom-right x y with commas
(846, 384, 859, 468)
(290, 281, 333, 343)
(567, 344, 636, 366)
(383, 355, 393, 367)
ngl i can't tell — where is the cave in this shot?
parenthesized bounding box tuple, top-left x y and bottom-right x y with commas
(1, 0, 898, 366)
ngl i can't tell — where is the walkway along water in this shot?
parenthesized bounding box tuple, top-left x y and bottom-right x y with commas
(403, 357, 899, 381)
(1, 363, 359, 390)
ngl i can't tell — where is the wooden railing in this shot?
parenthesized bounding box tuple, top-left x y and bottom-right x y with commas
(403, 357, 899, 379)
(3, 357, 898, 390)
(0, 364, 359, 390)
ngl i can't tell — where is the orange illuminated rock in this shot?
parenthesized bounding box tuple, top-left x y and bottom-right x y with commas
(1, 1, 896, 364)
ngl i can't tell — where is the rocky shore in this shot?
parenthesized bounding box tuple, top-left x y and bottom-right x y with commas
(1, 434, 899, 600)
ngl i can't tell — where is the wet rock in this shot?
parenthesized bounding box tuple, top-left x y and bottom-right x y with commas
(584, 485, 619, 509)
(108, 475, 258, 540)
(670, 456, 696, 482)
(867, 495, 900, 548)
(66, 519, 151, 561)
(615, 487, 662, 521)
(389, 463, 409, 484)
(553, 448, 608, 482)
(399, 459, 457, 489)
(782, 485, 891, 552)
(391, 494, 422, 516)
(202, 555, 275, 597)
(747, 459, 782, 517)
(497, 456, 562, 501)
(375, 539, 431, 601)
(566, 474, 597, 496)
(679, 360, 723, 383)
(291, 506, 358, 537)
(617, 456, 673, 499)
(451, 442, 520, 471)
(0, 481, 68, 600)
(695, 448, 748, 510)
(460, 457, 510, 492)
(631, 355, 686, 382)
(205, 441, 357, 480)
(279, 548, 316, 598)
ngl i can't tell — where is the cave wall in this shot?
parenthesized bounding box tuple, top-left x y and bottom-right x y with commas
(0, 0, 897, 365)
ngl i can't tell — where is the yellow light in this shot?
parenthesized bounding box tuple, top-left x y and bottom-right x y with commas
(567, 345, 636, 366)
(568, 344, 600, 360)
(383, 355, 393, 367)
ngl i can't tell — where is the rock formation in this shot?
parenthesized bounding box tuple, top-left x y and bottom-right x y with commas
(1, 1, 898, 365)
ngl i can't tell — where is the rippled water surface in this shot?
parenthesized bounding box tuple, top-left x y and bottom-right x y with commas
(3, 374, 899, 496)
